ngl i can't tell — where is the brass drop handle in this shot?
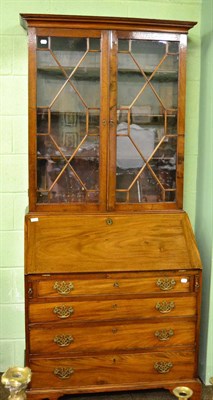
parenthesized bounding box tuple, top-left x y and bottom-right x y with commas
(53, 281, 74, 295)
(106, 218, 113, 225)
(53, 367, 74, 380)
(154, 361, 173, 374)
(156, 278, 176, 291)
(54, 334, 74, 347)
(155, 329, 174, 341)
(155, 300, 175, 313)
(53, 305, 74, 319)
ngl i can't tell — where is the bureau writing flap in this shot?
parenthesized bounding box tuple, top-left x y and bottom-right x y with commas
(25, 212, 202, 273)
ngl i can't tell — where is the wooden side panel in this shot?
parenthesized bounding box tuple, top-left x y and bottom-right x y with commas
(25, 212, 202, 273)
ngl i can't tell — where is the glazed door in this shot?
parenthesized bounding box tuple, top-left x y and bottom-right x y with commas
(30, 28, 108, 211)
(29, 28, 186, 212)
(108, 31, 185, 211)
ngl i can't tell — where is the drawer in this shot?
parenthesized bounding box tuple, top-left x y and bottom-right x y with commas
(29, 351, 196, 389)
(29, 320, 196, 354)
(29, 296, 196, 323)
(30, 274, 193, 298)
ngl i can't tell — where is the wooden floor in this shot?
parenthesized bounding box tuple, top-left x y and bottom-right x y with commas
(0, 384, 213, 400)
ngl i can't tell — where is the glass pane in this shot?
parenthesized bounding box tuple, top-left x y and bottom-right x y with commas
(131, 40, 166, 72)
(89, 38, 100, 51)
(139, 169, 162, 203)
(118, 40, 129, 52)
(71, 136, 99, 190)
(117, 109, 129, 124)
(37, 157, 66, 191)
(37, 50, 67, 107)
(131, 85, 163, 117)
(165, 191, 176, 201)
(117, 123, 155, 170)
(88, 110, 100, 134)
(116, 177, 142, 203)
(116, 170, 139, 203)
(118, 53, 145, 107)
(152, 136, 177, 194)
(154, 136, 177, 160)
(151, 80, 178, 110)
(50, 82, 86, 154)
(168, 42, 179, 54)
(37, 108, 48, 133)
(158, 54, 179, 74)
(51, 37, 87, 76)
(53, 169, 86, 203)
(116, 38, 179, 204)
(37, 136, 53, 157)
(36, 36, 100, 204)
(71, 52, 100, 107)
(116, 168, 163, 204)
(167, 112, 177, 134)
(117, 134, 143, 170)
(51, 37, 87, 52)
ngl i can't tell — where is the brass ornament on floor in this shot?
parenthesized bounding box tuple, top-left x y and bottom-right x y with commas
(173, 386, 193, 399)
(1, 367, 31, 400)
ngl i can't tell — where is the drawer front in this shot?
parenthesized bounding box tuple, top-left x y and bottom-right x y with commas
(29, 320, 196, 354)
(34, 275, 192, 298)
(29, 296, 196, 323)
(29, 351, 196, 389)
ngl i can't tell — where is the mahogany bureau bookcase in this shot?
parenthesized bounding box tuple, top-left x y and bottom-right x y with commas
(20, 14, 202, 400)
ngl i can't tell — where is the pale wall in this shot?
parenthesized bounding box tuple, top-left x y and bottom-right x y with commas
(0, 0, 202, 374)
(196, 0, 213, 385)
